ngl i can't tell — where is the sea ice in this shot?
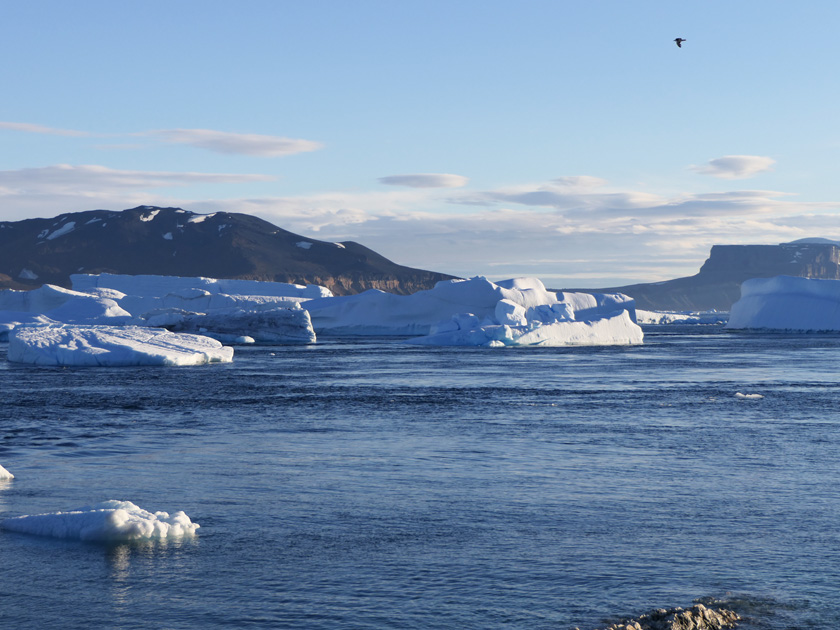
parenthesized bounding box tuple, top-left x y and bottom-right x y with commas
(8, 325, 234, 366)
(735, 392, 764, 399)
(0, 500, 199, 542)
(0, 464, 14, 480)
(727, 275, 840, 331)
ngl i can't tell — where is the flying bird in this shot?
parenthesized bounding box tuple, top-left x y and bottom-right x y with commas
(674, 38, 686, 48)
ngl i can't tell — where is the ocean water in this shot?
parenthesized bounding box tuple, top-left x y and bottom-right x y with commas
(1, 326, 840, 629)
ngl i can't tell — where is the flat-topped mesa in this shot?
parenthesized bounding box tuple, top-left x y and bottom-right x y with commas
(583, 603, 740, 630)
(589, 239, 840, 312)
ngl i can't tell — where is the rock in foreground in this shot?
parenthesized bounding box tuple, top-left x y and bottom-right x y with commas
(585, 603, 740, 630)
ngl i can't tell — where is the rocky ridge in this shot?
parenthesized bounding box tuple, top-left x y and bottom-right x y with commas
(0, 206, 455, 295)
(584, 603, 740, 630)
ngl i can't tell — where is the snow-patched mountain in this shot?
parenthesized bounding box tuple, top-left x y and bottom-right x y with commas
(0, 206, 454, 295)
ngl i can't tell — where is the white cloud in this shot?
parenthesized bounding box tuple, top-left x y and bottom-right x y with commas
(3, 168, 839, 287)
(0, 121, 90, 137)
(378, 173, 469, 188)
(151, 128, 323, 157)
(690, 155, 776, 179)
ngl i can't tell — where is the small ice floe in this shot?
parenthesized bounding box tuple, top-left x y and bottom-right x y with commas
(0, 464, 14, 480)
(735, 392, 764, 400)
(0, 500, 199, 542)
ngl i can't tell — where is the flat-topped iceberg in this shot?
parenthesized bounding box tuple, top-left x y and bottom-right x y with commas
(8, 325, 234, 366)
(0, 500, 199, 542)
(169, 306, 316, 344)
(727, 275, 840, 331)
(305, 276, 641, 346)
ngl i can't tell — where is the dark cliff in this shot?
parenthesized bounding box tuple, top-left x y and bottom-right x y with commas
(591, 241, 840, 311)
(0, 206, 456, 295)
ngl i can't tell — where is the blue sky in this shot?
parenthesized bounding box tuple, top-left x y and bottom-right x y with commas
(2, 1, 840, 287)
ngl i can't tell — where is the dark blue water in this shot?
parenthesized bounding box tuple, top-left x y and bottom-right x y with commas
(1, 327, 839, 629)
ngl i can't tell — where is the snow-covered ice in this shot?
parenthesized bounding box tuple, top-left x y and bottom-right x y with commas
(0, 500, 199, 542)
(727, 275, 840, 331)
(0, 464, 14, 480)
(306, 276, 642, 346)
(72, 273, 332, 301)
(8, 325, 233, 366)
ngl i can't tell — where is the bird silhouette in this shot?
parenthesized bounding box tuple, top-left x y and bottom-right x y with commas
(674, 38, 686, 48)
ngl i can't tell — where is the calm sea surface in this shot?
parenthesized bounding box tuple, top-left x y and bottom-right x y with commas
(2, 326, 840, 629)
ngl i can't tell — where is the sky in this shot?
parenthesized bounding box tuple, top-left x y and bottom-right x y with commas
(2, 1, 840, 288)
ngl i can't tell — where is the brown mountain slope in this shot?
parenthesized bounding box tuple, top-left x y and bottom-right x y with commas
(0, 206, 456, 295)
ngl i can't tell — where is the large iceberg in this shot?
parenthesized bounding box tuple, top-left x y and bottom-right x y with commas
(0, 500, 199, 542)
(727, 275, 840, 331)
(8, 325, 234, 366)
(305, 276, 641, 346)
(0, 274, 320, 345)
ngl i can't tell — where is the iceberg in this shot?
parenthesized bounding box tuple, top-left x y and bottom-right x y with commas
(0, 464, 13, 480)
(170, 305, 316, 344)
(636, 309, 729, 325)
(8, 325, 234, 366)
(71, 273, 332, 301)
(0, 284, 132, 325)
(306, 276, 641, 346)
(727, 275, 840, 331)
(0, 500, 199, 542)
(408, 309, 642, 347)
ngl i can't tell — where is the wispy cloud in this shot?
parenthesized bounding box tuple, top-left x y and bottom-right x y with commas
(0, 121, 90, 137)
(150, 128, 323, 157)
(0, 164, 274, 195)
(378, 173, 469, 188)
(690, 155, 776, 179)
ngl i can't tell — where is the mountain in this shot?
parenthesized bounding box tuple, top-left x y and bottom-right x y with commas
(589, 241, 840, 311)
(0, 206, 456, 295)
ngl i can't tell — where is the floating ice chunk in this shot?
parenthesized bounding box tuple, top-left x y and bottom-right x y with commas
(296, 241, 313, 249)
(735, 392, 764, 399)
(727, 275, 840, 331)
(18, 268, 38, 280)
(8, 325, 234, 366)
(162, 232, 174, 240)
(0, 500, 199, 542)
(0, 464, 14, 480)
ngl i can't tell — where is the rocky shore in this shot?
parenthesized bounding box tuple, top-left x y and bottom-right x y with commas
(581, 602, 740, 630)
